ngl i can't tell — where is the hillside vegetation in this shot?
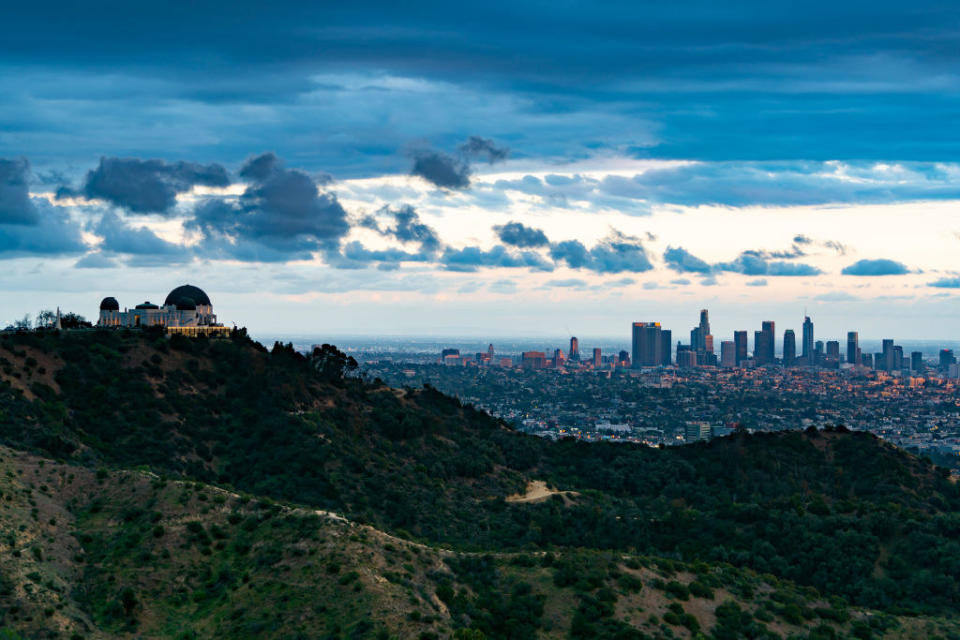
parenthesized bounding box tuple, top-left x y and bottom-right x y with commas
(0, 329, 959, 638)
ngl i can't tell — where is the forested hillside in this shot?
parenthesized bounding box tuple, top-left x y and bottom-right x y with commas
(1, 328, 959, 638)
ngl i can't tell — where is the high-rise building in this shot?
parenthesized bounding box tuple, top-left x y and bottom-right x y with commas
(661, 330, 672, 365)
(487, 343, 495, 357)
(893, 345, 904, 371)
(678, 349, 698, 368)
(632, 322, 663, 367)
(940, 349, 956, 371)
(862, 353, 873, 368)
(754, 321, 775, 364)
(846, 332, 859, 365)
(592, 347, 602, 367)
(815, 340, 824, 366)
(521, 351, 546, 369)
(783, 330, 796, 366)
(734, 331, 748, 365)
(802, 316, 814, 364)
(720, 340, 736, 367)
(911, 351, 923, 371)
(553, 348, 566, 367)
(618, 350, 629, 367)
(826, 341, 840, 360)
(882, 339, 895, 371)
(569, 336, 580, 361)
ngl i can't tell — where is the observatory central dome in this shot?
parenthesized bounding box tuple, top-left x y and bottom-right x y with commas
(164, 284, 211, 307)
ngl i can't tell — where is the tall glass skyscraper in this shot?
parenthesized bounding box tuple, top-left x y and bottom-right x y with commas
(802, 316, 814, 364)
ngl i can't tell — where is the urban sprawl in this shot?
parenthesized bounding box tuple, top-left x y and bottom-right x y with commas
(362, 310, 960, 470)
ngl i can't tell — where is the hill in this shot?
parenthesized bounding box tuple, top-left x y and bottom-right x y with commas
(0, 445, 954, 640)
(1, 328, 960, 637)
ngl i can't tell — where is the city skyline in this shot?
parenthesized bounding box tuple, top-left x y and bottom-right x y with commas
(5, 3, 960, 335)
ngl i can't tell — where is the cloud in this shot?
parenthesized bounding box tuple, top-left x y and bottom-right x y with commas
(823, 240, 848, 255)
(93, 211, 191, 260)
(410, 149, 470, 189)
(670, 278, 691, 285)
(642, 282, 659, 290)
(67, 156, 230, 214)
(488, 279, 518, 294)
(0, 202, 85, 257)
(329, 241, 433, 270)
(814, 291, 859, 301)
(0, 158, 37, 225)
(793, 235, 812, 245)
(189, 153, 350, 261)
(494, 221, 550, 248)
(928, 277, 960, 289)
(746, 279, 768, 287)
(377, 205, 441, 255)
(549, 231, 653, 274)
(440, 245, 553, 272)
(543, 278, 587, 288)
(841, 258, 910, 276)
(715, 252, 822, 277)
(74, 252, 119, 269)
(410, 137, 508, 190)
(663, 246, 712, 273)
(458, 137, 509, 163)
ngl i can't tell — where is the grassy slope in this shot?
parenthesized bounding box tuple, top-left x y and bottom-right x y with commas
(1, 330, 960, 634)
(0, 446, 955, 640)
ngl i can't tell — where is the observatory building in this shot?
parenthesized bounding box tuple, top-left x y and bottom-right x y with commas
(97, 284, 229, 336)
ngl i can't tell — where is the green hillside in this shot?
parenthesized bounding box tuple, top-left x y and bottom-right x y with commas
(0, 446, 954, 640)
(1, 328, 959, 638)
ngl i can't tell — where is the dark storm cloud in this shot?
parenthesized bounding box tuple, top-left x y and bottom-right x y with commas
(549, 231, 653, 274)
(0, 158, 38, 225)
(493, 221, 550, 248)
(189, 153, 349, 260)
(841, 258, 910, 276)
(66, 157, 230, 214)
(663, 246, 712, 274)
(410, 150, 470, 189)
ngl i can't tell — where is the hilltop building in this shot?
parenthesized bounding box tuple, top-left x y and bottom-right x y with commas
(97, 284, 229, 336)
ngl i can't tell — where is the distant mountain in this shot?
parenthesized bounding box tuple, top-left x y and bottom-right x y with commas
(1, 328, 959, 638)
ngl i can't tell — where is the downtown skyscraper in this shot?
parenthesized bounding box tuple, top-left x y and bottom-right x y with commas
(802, 316, 814, 365)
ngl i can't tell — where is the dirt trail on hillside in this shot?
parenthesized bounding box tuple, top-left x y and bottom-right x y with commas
(506, 480, 578, 503)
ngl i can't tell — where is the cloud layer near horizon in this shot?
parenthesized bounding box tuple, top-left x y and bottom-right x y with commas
(4, 151, 958, 294)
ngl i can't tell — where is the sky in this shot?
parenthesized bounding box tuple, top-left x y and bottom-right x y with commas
(3, 1, 960, 341)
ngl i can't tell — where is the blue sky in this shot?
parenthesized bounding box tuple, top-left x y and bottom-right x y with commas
(4, 1, 960, 339)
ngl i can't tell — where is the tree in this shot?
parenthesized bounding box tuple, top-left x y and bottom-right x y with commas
(12, 314, 31, 330)
(35, 309, 56, 328)
(311, 344, 359, 381)
(61, 312, 92, 329)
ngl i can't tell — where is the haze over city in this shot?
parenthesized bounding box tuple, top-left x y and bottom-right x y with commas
(4, 2, 960, 337)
